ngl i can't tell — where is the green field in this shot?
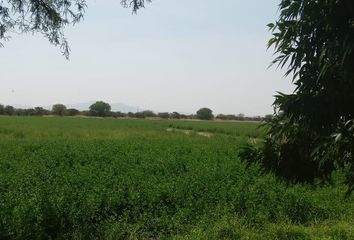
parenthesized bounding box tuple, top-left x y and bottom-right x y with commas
(0, 117, 353, 239)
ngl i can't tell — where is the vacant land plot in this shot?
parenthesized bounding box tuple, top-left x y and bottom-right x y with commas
(0, 117, 353, 239)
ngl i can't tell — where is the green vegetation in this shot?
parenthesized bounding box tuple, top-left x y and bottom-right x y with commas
(246, 0, 354, 192)
(196, 108, 214, 120)
(89, 101, 112, 117)
(52, 104, 67, 116)
(0, 117, 353, 239)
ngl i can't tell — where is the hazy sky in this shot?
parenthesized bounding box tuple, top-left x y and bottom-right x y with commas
(0, 0, 294, 116)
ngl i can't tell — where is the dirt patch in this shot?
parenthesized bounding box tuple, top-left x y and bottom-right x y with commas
(167, 128, 191, 135)
(197, 132, 213, 138)
(167, 128, 213, 138)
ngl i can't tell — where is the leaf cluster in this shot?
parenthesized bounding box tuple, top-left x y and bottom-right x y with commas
(241, 0, 354, 193)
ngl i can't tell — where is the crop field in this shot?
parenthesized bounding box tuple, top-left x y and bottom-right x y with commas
(0, 116, 353, 239)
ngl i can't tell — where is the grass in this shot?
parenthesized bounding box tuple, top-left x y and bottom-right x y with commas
(0, 116, 353, 239)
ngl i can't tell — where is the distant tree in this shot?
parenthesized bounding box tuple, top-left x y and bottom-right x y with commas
(134, 112, 145, 118)
(81, 111, 90, 116)
(26, 109, 36, 116)
(141, 110, 156, 118)
(186, 114, 197, 119)
(180, 114, 188, 119)
(52, 104, 67, 116)
(171, 112, 181, 119)
(133, 110, 155, 118)
(66, 108, 80, 116)
(13, 108, 23, 116)
(4, 105, 15, 115)
(216, 114, 238, 121)
(196, 108, 214, 120)
(0, 0, 150, 58)
(216, 114, 226, 120)
(128, 112, 135, 118)
(89, 101, 111, 117)
(253, 116, 262, 121)
(228, 115, 238, 120)
(236, 113, 245, 121)
(158, 112, 170, 119)
(111, 111, 126, 118)
(33, 107, 49, 116)
(0, 104, 4, 115)
(264, 114, 273, 122)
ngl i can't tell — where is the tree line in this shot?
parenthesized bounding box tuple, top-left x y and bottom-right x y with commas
(0, 101, 268, 121)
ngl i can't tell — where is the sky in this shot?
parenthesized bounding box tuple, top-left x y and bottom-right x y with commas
(0, 0, 294, 116)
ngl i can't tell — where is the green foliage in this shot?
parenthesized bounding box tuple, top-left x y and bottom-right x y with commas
(272, 226, 308, 240)
(110, 111, 126, 118)
(135, 110, 156, 118)
(3, 105, 14, 115)
(158, 112, 170, 119)
(216, 114, 263, 121)
(167, 120, 262, 138)
(66, 108, 80, 116)
(171, 112, 181, 119)
(239, 119, 333, 183)
(242, 0, 354, 191)
(11, 107, 50, 116)
(196, 108, 214, 120)
(89, 101, 111, 117)
(0, 117, 353, 239)
(33, 107, 49, 116)
(0, 105, 50, 116)
(52, 104, 67, 116)
(143, 110, 156, 117)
